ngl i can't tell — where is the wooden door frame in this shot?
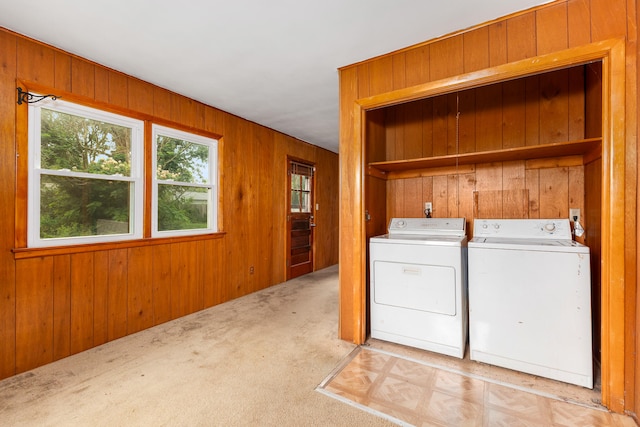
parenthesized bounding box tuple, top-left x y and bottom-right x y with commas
(342, 38, 627, 411)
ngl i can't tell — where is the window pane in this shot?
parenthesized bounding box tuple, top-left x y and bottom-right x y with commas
(291, 190, 300, 212)
(40, 174, 130, 238)
(158, 184, 209, 231)
(301, 175, 311, 191)
(41, 108, 132, 176)
(156, 135, 209, 184)
(291, 174, 301, 190)
(300, 191, 311, 213)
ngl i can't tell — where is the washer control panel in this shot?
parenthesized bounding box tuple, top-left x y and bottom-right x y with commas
(473, 218, 571, 239)
(388, 217, 466, 236)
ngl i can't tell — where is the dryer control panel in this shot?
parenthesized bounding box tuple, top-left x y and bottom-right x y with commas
(388, 217, 466, 236)
(473, 218, 571, 240)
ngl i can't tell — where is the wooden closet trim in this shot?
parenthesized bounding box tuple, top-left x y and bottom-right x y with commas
(348, 38, 626, 411)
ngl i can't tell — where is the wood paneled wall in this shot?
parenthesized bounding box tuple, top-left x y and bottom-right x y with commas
(381, 68, 589, 230)
(339, 0, 637, 415)
(0, 28, 339, 378)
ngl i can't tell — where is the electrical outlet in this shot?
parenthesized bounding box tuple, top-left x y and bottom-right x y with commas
(424, 202, 432, 212)
(569, 208, 580, 223)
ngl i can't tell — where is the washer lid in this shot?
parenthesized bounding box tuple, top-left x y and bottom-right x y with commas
(388, 217, 466, 236)
(469, 236, 589, 253)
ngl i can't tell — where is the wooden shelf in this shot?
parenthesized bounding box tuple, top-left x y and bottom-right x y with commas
(368, 138, 602, 179)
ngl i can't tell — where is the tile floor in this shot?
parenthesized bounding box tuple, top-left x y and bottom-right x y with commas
(318, 346, 637, 426)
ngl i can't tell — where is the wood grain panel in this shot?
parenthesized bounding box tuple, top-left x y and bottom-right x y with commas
(368, 56, 393, 96)
(171, 94, 197, 128)
(16, 37, 55, 86)
(70, 252, 94, 354)
(524, 75, 541, 146)
(502, 79, 526, 148)
(463, 27, 489, 73)
(503, 161, 527, 218)
(152, 244, 172, 325)
(432, 95, 449, 157)
(403, 102, 423, 159)
(171, 241, 201, 318)
(108, 71, 128, 109)
(539, 167, 569, 217)
(590, 0, 628, 41)
(421, 99, 434, 157)
(71, 58, 95, 99)
(457, 90, 476, 154)
(404, 46, 430, 86)
(432, 175, 448, 217)
(539, 69, 569, 144)
(447, 174, 459, 217)
(0, 30, 17, 380)
(94, 66, 109, 104)
(403, 178, 423, 217)
(488, 22, 508, 67)
(507, 13, 537, 61)
(108, 249, 128, 341)
(525, 168, 541, 218)
(568, 66, 586, 141)
(392, 53, 406, 91)
(93, 251, 109, 346)
(153, 87, 172, 121)
(54, 52, 71, 91)
(475, 85, 503, 151)
(127, 246, 154, 334)
(127, 77, 153, 115)
(16, 257, 54, 373)
(536, 2, 569, 55)
(52, 255, 71, 361)
(429, 37, 464, 81)
(567, 0, 592, 47)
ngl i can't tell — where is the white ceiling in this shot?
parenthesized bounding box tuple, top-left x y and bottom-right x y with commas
(0, 0, 551, 153)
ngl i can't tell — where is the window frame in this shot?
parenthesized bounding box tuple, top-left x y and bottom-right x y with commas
(151, 124, 218, 238)
(27, 96, 144, 248)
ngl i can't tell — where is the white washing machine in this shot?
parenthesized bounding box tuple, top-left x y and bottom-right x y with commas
(468, 218, 593, 388)
(369, 218, 468, 358)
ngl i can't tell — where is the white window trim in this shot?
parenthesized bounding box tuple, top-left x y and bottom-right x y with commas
(27, 97, 144, 247)
(151, 124, 218, 238)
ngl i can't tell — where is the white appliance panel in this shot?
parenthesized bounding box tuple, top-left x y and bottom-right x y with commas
(373, 261, 456, 315)
(369, 218, 467, 359)
(468, 218, 593, 388)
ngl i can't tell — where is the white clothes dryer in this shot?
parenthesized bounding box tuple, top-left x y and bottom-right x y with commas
(468, 218, 593, 388)
(369, 218, 468, 358)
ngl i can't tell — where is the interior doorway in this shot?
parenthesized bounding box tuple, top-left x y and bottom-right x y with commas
(287, 158, 315, 280)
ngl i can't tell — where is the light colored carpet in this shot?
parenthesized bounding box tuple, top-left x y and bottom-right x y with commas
(0, 265, 395, 427)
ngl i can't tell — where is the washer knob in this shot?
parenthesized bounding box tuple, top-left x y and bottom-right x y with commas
(493, 223, 500, 229)
(544, 222, 556, 233)
(397, 220, 406, 228)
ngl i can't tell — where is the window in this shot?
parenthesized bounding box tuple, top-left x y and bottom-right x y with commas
(290, 162, 313, 213)
(28, 98, 144, 247)
(152, 124, 218, 237)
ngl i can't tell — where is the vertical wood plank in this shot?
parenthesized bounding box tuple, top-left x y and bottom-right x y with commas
(475, 85, 503, 151)
(153, 87, 172, 121)
(52, 255, 71, 361)
(421, 98, 434, 157)
(488, 22, 508, 67)
(94, 66, 109, 104)
(53, 52, 71, 92)
(404, 45, 430, 86)
(502, 161, 527, 218)
(539, 167, 569, 217)
(16, 38, 55, 86)
(457, 90, 476, 154)
(432, 95, 449, 156)
(403, 102, 423, 159)
(404, 178, 423, 217)
(433, 175, 449, 217)
(429, 37, 464, 81)
(463, 27, 489, 73)
(568, 66, 586, 141)
(16, 257, 54, 373)
(93, 251, 109, 346)
(70, 58, 95, 99)
(567, 0, 592, 47)
(108, 71, 128, 109)
(525, 169, 541, 218)
(447, 174, 459, 217)
(0, 30, 17, 380)
(525, 75, 541, 145)
(368, 56, 393, 97)
(502, 80, 526, 148)
(152, 244, 172, 325)
(70, 252, 94, 354)
(507, 13, 537, 62)
(475, 164, 503, 217)
(568, 165, 586, 228)
(590, 0, 627, 41)
(536, 2, 569, 55)
(127, 246, 154, 334)
(457, 173, 477, 231)
(170, 241, 200, 318)
(127, 78, 153, 115)
(539, 69, 569, 145)
(108, 249, 128, 341)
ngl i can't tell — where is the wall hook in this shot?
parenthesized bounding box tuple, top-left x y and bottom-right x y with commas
(17, 87, 60, 105)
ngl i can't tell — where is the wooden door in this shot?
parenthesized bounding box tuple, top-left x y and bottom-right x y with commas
(287, 160, 314, 279)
